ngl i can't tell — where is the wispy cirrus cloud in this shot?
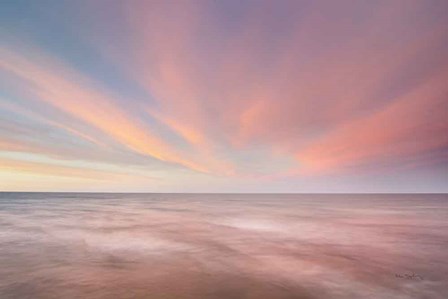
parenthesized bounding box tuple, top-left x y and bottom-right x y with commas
(1, 0, 447, 191)
(0, 46, 233, 175)
(113, 0, 448, 176)
(297, 69, 448, 175)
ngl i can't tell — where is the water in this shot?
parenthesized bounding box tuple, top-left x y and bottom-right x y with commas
(0, 193, 447, 299)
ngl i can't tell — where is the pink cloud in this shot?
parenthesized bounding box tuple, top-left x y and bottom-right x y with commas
(0, 47, 229, 174)
(2, 0, 447, 186)
(296, 69, 448, 175)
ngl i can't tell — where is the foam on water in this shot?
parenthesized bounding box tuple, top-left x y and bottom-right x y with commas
(0, 193, 447, 298)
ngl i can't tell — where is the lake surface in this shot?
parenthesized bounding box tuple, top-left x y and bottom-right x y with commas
(1, 193, 447, 298)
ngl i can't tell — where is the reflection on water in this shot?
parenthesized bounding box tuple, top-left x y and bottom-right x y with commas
(0, 193, 447, 298)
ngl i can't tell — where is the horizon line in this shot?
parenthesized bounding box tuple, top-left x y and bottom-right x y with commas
(1, 191, 447, 195)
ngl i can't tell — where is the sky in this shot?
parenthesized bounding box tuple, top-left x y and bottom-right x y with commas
(0, 0, 447, 193)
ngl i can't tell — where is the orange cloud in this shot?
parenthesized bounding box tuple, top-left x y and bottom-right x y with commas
(0, 157, 157, 181)
(0, 47, 215, 174)
(2, 0, 447, 185)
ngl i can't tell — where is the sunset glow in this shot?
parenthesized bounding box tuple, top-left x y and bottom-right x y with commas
(1, 0, 447, 192)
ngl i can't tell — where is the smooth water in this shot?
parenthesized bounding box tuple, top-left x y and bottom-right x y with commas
(0, 193, 447, 299)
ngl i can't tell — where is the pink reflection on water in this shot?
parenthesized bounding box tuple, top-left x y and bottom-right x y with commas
(0, 193, 447, 298)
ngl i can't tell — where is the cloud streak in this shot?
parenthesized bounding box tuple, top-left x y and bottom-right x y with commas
(1, 0, 447, 191)
(0, 46, 230, 174)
